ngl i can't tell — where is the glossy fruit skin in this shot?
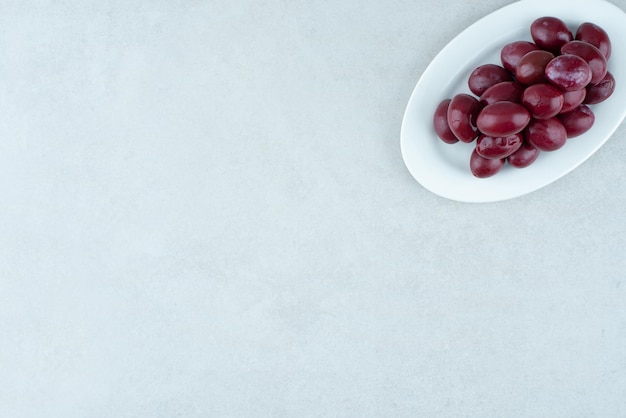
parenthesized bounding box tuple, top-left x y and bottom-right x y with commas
(545, 55, 592, 91)
(558, 104, 595, 137)
(531, 16, 573, 53)
(521, 83, 564, 120)
(470, 149, 505, 178)
(575, 22, 611, 60)
(516, 50, 554, 85)
(468, 64, 513, 96)
(507, 140, 540, 168)
(475, 133, 523, 159)
(476, 101, 531, 137)
(433, 99, 459, 144)
(479, 81, 524, 106)
(525, 117, 567, 151)
(560, 40, 607, 84)
(560, 89, 587, 113)
(584, 71, 615, 104)
(447, 94, 482, 143)
(501, 41, 541, 73)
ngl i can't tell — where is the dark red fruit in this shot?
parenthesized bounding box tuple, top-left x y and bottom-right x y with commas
(525, 117, 567, 151)
(477, 101, 531, 137)
(470, 149, 505, 178)
(468, 64, 513, 96)
(447, 94, 483, 143)
(584, 71, 615, 104)
(475, 133, 523, 159)
(516, 50, 554, 85)
(561, 40, 607, 85)
(560, 89, 587, 113)
(530, 16, 573, 53)
(479, 81, 524, 106)
(507, 140, 540, 168)
(433, 99, 459, 144)
(545, 55, 592, 91)
(575, 22, 611, 60)
(521, 83, 564, 120)
(500, 41, 541, 73)
(558, 105, 595, 137)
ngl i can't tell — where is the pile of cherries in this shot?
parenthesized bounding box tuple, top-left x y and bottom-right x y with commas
(433, 17, 615, 178)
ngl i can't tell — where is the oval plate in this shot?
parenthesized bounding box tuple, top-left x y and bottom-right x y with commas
(400, 0, 626, 202)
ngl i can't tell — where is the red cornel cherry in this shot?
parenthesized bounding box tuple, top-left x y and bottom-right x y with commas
(560, 89, 587, 113)
(522, 83, 564, 120)
(501, 41, 540, 73)
(468, 64, 512, 96)
(507, 140, 540, 168)
(479, 81, 524, 106)
(447, 94, 482, 143)
(476, 102, 530, 137)
(530, 16, 572, 53)
(576, 22, 611, 60)
(516, 50, 554, 85)
(584, 71, 615, 104)
(560, 40, 607, 84)
(470, 149, 504, 178)
(525, 117, 567, 152)
(476, 133, 523, 159)
(558, 105, 595, 138)
(433, 99, 459, 144)
(545, 55, 592, 91)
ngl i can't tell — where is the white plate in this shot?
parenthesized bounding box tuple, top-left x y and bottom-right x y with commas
(400, 0, 626, 202)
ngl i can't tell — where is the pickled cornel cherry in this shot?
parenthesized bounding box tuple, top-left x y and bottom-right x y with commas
(500, 41, 540, 73)
(576, 22, 611, 60)
(515, 50, 554, 85)
(475, 133, 523, 159)
(525, 117, 567, 151)
(584, 71, 615, 104)
(476, 101, 531, 137)
(560, 40, 607, 85)
(447, 94, 482, 143)
(479, 81, 524, 106)
(545, 55, 592, 91)
(522, 83, 564, 120)
(507, 140, 540, 168)
(433, 99, 459, 144)
(470, 149, 505, 178)
(468, 64, 513, 96)
(560, 89, 587, 113)
(558, 105, 595, 137)
(530, 16, 573, 53)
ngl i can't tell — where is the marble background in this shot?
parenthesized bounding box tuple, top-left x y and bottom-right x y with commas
(2, 0, 626, 416)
